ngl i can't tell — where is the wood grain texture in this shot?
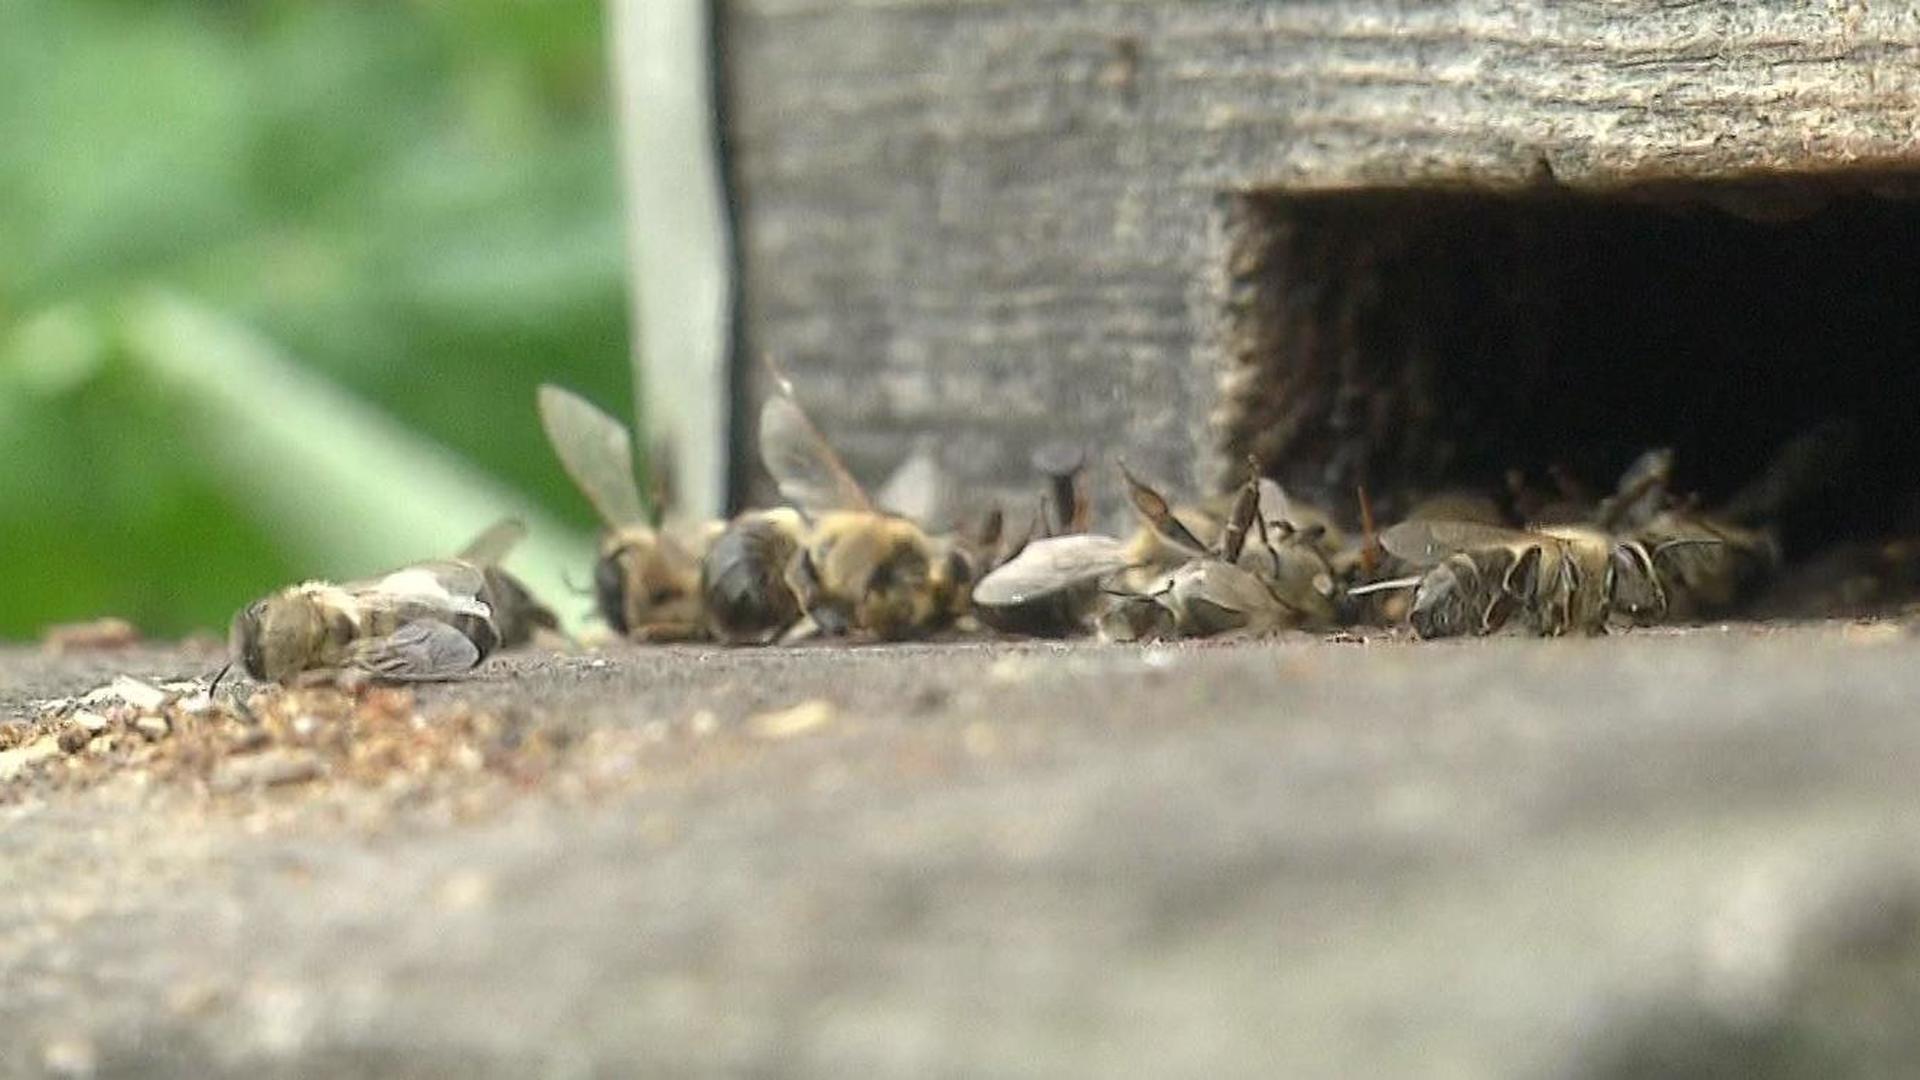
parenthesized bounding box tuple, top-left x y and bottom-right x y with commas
(719, 0, 1920, 519)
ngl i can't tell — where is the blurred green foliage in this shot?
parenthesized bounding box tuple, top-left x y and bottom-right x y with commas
(0, 0, 631, 638)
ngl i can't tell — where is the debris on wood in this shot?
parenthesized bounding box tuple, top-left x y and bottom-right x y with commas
(749, 700, 836, 740)
(41, 616, 141, 652)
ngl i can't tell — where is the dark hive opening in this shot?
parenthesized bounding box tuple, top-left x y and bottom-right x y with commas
(1216, 176, 1920, 565)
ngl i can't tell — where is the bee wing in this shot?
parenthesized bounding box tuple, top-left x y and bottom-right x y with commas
(760, 373, 873, 515)
(971, 534, 1132, 606)
(457, 518, 527, 568)
(348, 620, 484, 681)
(1256, 478, 1293, 526)
(355, 561, 493, 619)
(1380, 520, 1540, 567)
(875, 443, 952, 527)
(1180, 560, 1286, 616)
(537, 384, 653, 528)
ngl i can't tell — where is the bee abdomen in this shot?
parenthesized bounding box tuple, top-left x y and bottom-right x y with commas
(701, 519, 802, 643)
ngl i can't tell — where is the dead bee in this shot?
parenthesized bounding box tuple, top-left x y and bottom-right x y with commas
(786, 511, 960, 640)
(538, 384, 713, 641)
(1596, 445, 1783, 622)
(1630, 508, 1778, 620)
(971, 445, 1114, 638)
(229, 520, 549, 684)
(462, 520, 565, 649)
(758, 369, 971, 641)
(701, 506, 809, 644)
(1116, 467, 1345, 597)
(1123, 465, 1338, 637)
(1122, 464, 1341, 635)
(972, 533, 1135, 638)
(1371, 520, 1653, 638)
(1093, 591, 1179, 643)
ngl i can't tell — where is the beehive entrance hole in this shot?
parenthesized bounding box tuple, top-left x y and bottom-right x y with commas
(1217, 176, 1920, 560)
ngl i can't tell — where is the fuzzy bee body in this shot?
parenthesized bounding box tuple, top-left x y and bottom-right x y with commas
(791, 511, 955, 641)
(593, 524, 711, 641)
(538, 384, 719, 642)
(757, 368, 975, 642)
(701, 508, 807, 643)
(230, 521, 545, 684)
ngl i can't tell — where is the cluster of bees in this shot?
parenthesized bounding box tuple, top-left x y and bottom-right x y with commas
(223, 372, 1835, 686)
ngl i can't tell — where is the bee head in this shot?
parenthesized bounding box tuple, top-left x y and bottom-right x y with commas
(592, 544, 635, 637)
(230, 592, 326, 682)
(1409, 559, 1488, 639)
(599, 527, 702, 637)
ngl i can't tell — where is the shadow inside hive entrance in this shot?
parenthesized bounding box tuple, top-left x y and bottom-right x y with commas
(1216, 175, 1920, 614)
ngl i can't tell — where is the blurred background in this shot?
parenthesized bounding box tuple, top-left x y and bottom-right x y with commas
(0, 0, 644, 639)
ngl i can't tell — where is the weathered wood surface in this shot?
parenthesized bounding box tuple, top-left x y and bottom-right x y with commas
(719, 0, 1920, 516)
(8, 630, 1920, 1075)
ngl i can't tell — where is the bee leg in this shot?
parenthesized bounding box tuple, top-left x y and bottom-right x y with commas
(782, 548, 854, 636)
(778, 615, 824, 645)
(1480, 594, 1519, 636)
(784, 547, 824, 613)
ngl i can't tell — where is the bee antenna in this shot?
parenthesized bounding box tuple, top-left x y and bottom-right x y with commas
(206, 661, 260, 725)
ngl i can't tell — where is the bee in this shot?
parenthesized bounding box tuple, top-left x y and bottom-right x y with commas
(1093, 591, 1180, 643)
(972, 532, 1136, 638)
(537, 385, 713, 641)
(756, 370, 972, 641)
(1369, 519, 1670, 638)
(1596, 446, 1783, 622)
(970, 444, 1117, 638)
(700, 507, 810, 644)
(1122, 464, 1342, 635)
(973, 462, 1342, 641)
(229, 520, 552, 684)
(1628, 506, 1779, 620)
